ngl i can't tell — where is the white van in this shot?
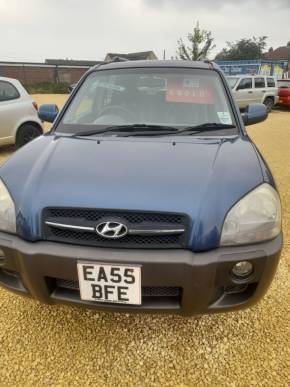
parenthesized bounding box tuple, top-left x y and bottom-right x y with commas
(227, 75, 279, 112)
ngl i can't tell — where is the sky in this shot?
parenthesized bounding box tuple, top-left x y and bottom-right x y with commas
(0, 0, 290, 62)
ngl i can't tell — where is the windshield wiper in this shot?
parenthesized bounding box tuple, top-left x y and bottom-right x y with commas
(119, 123, 236, 137)
(71, 124, 179, 137)
(71, 123, 236, 138)
(175, 123, 236, 135)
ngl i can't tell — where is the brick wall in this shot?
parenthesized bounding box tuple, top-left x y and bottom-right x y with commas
(57, 67, 88, 84)
(0, 63, 89, 85)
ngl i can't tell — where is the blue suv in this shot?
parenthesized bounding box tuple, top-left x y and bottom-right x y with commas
(0, 61, 282, 315)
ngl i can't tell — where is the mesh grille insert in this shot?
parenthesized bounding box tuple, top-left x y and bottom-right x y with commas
(42, 208, 189, 249)
(50, 227, 180, 246)
(46, 208, 184, 224)
(55, 278, 181, 298)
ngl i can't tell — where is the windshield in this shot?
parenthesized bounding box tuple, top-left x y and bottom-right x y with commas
(227, 77, 239, 89)
(57, 67, 237, 136)
(278, 81, 290, 88)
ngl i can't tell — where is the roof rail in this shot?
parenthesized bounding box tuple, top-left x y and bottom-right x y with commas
(93, 63, 105, 69)
(203, 59, 214, 68)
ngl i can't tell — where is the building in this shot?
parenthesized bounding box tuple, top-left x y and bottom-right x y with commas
(216, 59, 288, 78)
(45, 59, 103, 67)
(0, 60, 97, 85)
(264, 42, 290, 62)
(104, 51, 157, 62)
(216, 43, 290, 78)
(0, 52, 158, 85)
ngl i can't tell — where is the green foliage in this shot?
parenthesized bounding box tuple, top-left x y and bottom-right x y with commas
(177, 22, 216, 61)
(25, 82, 69, 94)
(215, 36, 268, 60)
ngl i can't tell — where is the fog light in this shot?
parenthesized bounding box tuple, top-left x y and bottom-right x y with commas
(232, 261, 253, 278)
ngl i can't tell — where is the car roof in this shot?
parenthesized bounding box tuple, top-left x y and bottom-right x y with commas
(0, 76, 19, 83)
(93, 59, 220, 71)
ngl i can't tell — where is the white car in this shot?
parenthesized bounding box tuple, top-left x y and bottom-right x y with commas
(0, 77, 43, 148)
(227, 75, 279, 112)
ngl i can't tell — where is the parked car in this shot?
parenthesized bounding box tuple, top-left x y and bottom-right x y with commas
(0, 61, 282, 315)
(0, 77, 43, 148)
(277, 79, 290, 107)
(227, 75, 278, 112)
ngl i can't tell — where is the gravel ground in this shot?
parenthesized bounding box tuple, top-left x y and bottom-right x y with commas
(0, 101, 289, 386)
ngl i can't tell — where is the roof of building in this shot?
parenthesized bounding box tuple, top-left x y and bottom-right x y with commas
(0, 60, 100, 68)
(264, 46, 290, 61)
(105, 51, 157, 61)
(45, 59, 103, 66)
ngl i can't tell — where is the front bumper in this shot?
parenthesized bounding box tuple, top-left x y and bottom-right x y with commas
(0, 232, 283, 315)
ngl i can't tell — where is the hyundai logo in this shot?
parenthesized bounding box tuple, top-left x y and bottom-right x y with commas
(96, 221, 128, 239)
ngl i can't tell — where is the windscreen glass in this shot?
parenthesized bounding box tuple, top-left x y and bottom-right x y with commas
(227, 77, 239, 89)
(278, 81, 290, 88)
(57, 68, 236, 134)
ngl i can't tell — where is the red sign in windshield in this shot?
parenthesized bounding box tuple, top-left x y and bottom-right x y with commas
(166, 78, 214, 104)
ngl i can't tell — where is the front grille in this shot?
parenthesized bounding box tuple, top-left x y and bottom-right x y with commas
(45, 208, 184, 224)
(142, 286, 181, 298)
(55, 278, 181, 298)
(42, 208, 189, 249)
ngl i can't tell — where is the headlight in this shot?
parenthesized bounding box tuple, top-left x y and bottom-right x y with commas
(221, 183, 281, 246)
(0, 179, 16, 233)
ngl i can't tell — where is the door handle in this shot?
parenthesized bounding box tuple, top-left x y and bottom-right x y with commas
(262, 90, 266, 93)
(248, 91, 253, 94)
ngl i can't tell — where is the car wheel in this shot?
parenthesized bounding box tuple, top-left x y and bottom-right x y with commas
(16, 124, 42, 148)
(264, 97, 274, 113)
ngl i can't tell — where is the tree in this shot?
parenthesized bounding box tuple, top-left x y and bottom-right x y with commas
(176, 22, 216, 61)
(215, 36, 268, 61)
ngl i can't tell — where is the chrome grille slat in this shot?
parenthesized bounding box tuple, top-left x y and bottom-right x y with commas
(42, 208, 189, 249)
(45, 220, 185, 236)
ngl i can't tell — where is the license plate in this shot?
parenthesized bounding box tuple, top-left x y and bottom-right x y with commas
(77, 261, 142, 305)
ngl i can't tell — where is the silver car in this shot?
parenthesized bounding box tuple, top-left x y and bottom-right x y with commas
(227, 75, 279, 112)
(0, 77, 43, 148)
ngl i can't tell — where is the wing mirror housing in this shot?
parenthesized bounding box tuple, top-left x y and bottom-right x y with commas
(38, 104, 59, 123)
(242, 103, 268, 126)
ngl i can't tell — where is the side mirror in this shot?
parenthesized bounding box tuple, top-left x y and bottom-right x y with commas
(38, 104, 59, 123)
(241, 103, 268, 126)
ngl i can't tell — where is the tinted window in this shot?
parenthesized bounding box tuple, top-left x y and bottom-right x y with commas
(267, 78, 276, 88)
(58, 68, 236, 135)
(278, 80, 290, 88)
(254, 78, 266, 88)
(237, 78, 252, 90)
(0, 81, 20, 102)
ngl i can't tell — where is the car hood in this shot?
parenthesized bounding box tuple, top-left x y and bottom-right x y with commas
(1, 135, 265, 251)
